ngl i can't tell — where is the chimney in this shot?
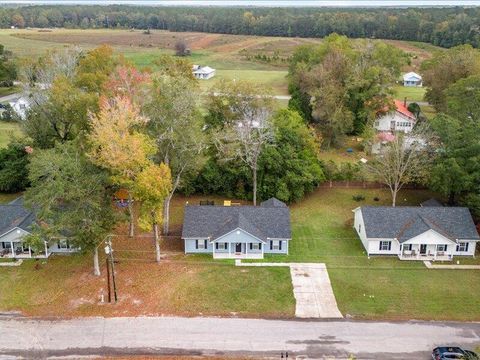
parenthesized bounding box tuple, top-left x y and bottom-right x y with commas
(404, 97, 407, 107)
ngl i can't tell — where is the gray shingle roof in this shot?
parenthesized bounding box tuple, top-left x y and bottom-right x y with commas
(260, 198, 287, 208)
(420, 198, 444, 207)
(182, 199, 291, 241)
(0, 197, 36, 236)
(360, 206, 479, 243)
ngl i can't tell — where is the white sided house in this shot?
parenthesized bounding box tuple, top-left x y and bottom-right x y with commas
(182, 198, 291, 259)
(374, 100, 417, 134)
(353, 206, 479, 261)
(0, 197, 77, 259)
(8, 96, 30, 120)
(192, 65, 216, 80)
(403, 72, 422, 87)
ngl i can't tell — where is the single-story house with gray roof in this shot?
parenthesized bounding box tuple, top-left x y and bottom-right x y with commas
(182, 198, 291, 259)
(353, 206, 479, 261)
(0, 197, 77, 259)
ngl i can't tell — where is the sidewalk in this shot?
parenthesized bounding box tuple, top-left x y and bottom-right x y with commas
(424, 261, 480, 269)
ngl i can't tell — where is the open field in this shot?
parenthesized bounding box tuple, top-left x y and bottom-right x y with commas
(0, 28, 438, 97)
(0, 121, 21, 148)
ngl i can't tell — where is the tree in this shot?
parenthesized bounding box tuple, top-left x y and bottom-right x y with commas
(210, 80, 275, 206)
(23, 75, 98, 149)
(429, 86, 480, 209)
(259, 109, 324, 202)
(174, 40, 190, 57)
(421, 45, 480, 112)
(0, 44, 16, 87)
(87, 95, 155, 237)
(24, 141, 116, 276)
(366, 124, 434, 206)
(145, 71, 205, 235)
(134, 163, 172, 262)
(0, 139, 30, 193)
(11, 14, 25, 28)
(288, 34, 406, 147)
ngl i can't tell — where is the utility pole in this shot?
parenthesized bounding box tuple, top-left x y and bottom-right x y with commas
(105, 257, 111, 303)
(104, 237, 118, 302)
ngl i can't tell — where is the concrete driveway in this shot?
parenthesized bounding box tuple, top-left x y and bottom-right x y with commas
(290, 263, 342, 318)
(236, 260, 342, 319)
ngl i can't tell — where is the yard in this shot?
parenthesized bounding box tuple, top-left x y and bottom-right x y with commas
(0, 121, 21, 148)
(1, 188, 479, 321)
(393, 85, 426, 103)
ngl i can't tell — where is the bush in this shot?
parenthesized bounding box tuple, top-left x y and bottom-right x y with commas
(373, 196, 380, 201)
(352, 194, 365, 202)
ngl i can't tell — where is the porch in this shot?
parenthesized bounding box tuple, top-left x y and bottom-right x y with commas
(398, 243, 453, 261)
(0, 241, 50, 259)
(212, 241, 264, 260)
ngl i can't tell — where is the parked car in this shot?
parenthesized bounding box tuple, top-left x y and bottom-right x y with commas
(432, 347, 479, 359)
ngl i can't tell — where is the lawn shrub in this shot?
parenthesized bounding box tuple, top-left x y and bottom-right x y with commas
(352, 194, 365, 202)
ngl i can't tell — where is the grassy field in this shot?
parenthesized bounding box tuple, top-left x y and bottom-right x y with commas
(0, 28, 438, 98)
(0, 121, 21, 148)
(393, 85, 426, 103)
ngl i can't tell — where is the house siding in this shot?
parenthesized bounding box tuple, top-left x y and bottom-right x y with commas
(454, 241, 477, 256)
(367, 239, 400, 255)
(184, 239, 212, 253)
(375, 112, 414, 133)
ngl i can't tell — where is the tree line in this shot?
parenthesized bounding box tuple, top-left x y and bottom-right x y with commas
(2, 5, 480, 48)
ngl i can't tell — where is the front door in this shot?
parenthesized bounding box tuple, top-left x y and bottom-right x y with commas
(420, 244, 427, 255)
(235, 243, 242, 253)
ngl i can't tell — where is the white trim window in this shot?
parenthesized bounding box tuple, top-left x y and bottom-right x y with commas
(215, 242, 227, 250)
(196, 239, 207, 250)
(456, 242, 469, 252)
(251, 243, 260, 250)
(436, 244, 448, 252)
(270, 240, 282, 251)
(379, 241, 391, 251)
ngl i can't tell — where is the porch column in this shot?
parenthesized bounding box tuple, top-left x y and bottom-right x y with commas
(228, 242, 231, 257)
(261, 243, 264, 258)
(245, 243, 248, 257)
(44, 241, 48, 258)
(28, 246, 32, 258)
(10, 241, 14, 258)
(212, 241, 215, 258)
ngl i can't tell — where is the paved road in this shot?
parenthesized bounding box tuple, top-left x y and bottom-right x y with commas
(0, 92, 22, 104)
(0, 316, 479, 359)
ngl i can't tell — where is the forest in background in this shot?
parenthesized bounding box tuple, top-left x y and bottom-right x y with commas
(0, 5, 479, 48)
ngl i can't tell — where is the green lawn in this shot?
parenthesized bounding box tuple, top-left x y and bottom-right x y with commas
(0, 121, 21, 148)
(280, 188, 480, 321)
(0, 86, 20, 97)
(394, 85, 426, 103)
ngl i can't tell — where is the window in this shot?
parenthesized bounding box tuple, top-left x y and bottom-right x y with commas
(457, 242, 469, 252)
(250, 243, 260, 250)
(196, 239, 207, 249)
(379, 241, 391, 251)
(374, 121, 379, 127)
(2, 242, 11, 249)
(215, 242, 227, 250)
(358, 224, 362, 233)
(403, 244, 412, 251)
(57, 240, 70, 250)
(437, 245, 447, 252)
(270, 240, 282, 250)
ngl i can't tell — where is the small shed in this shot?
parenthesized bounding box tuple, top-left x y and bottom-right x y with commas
(403, 72, 422, 87)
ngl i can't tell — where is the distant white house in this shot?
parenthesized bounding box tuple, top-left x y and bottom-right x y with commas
(374, 99, 416, 134)
(192, 65, 216, 80)
(8, 96, 30, 120)
(403, 72, 422, 87)
(353, 206, 479, 261)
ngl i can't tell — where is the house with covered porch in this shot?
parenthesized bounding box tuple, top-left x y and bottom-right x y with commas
(0, 197, 76, 259)
(353, 206, 479, 261)
(182, 198, 291, 259)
